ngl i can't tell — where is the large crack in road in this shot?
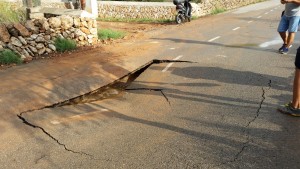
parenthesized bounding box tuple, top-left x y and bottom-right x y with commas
(125, 88, 171, 105)
(17, 59, 193, 157)
(218, 80, 272, 167)
(17, 114, 94, 158)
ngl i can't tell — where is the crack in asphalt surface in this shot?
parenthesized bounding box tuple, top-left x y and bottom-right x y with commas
(126, 88, 171, 105)
(48, 59, 193, 107)
(152, 59, 197, 64)
(232, 80, 272, 163)
(35, 154, 47, 164)
(17, 113, 94, 158)
(217, 80, 272, 167)
(16, 59, 192, 159)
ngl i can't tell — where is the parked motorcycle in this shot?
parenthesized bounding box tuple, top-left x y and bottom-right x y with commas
(173, 0, 192, 24)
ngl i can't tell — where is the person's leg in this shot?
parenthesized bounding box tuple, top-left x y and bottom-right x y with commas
(277, 15, 289, 51)
(184, 2, 188, 16)
(279, 31, 288, 45)
(292, 68, 300, 109)
(286, 16, 300, 48)
(286, 32, 295, 48)
(278, 48, 300, 116)
(188, 2, 192, 17)
(292, 47, 300, 109)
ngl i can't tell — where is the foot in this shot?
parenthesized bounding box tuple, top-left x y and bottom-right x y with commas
(280, 46, 289, 54)
(278, 44, 286, 52)
(278, 103, 300, 117)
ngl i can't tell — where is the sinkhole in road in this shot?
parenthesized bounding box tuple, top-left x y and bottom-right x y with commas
(49, 59, 194, 107)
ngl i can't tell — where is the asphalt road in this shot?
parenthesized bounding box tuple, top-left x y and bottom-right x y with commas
(2, 0, 300, 168)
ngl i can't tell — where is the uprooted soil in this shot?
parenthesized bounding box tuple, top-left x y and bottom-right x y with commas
(0, 21, 169, 70)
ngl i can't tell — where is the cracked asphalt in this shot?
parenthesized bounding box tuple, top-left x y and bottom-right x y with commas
(1, 0, 300, 168)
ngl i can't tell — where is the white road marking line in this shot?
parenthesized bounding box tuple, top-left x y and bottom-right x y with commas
(259, 38, 282, 48)
(162, 55, 183, 72)
(70, 115, 81, 119)
(217, 55, 227, 58)
(233, 27, 240, 31)
(257, 16, 262, 18)
(270, 10, 274, 12)
(265, 12, 269, 14)
(51, 120, 60, 125)
(174, 55, 183, 60)
(248, 21, 253, 23)
(208, 36, 221, 42)
(170, 48, 175, 50)
(162, 63, 174, 72)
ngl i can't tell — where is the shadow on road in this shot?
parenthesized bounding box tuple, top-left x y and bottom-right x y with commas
(152, 37, 276, 53)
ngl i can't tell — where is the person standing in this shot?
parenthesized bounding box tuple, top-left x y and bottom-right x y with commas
(278, 47, 300, 116)
(184, 0, 192, 18)
(278, 0, 300, 54)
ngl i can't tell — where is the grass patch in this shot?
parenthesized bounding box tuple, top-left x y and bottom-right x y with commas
(98, 17, 173, 24)
(100, 0, 165, 1)
(97, 29, 126, 40)
(0, 1, 25, 24)
(0, 49, 22, 65)
(54, 38, 77, 52)
(211, 8, 227, 15)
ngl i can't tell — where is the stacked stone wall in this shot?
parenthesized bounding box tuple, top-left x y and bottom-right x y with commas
(98, 2, 177, 20)
(198, 0, 263, 15)
(40, 2, 66, 9)
(97, 0, 266, 19)
(6, 0, 266, 19)
(0, 16, 98, 62)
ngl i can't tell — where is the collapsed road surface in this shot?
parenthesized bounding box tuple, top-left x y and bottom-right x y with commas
(1, 0, 300, 168)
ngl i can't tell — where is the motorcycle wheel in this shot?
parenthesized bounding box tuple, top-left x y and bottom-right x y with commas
(175, 14, 183, 24)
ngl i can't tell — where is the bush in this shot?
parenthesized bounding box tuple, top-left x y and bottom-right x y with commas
(98, 29, 126, 40)
(98, 17, 173, 23)
(211, 8, 227, 15)
(0, 1, 25, 24)
(54, 38, 77, 52)
(101, 0, 165, 1)
(0, 49, 22, 65)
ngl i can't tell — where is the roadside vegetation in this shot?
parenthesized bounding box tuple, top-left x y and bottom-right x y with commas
(99, 0, 203, 2)
(0, 49, 22, 65)
(54, 38, 77, 52)
(97, 29, 126, 40)
(0, 1, 25, 24)
(211, 8, 227, 15)
(98, 17, 173, 24)
(100, 0, 165, 1)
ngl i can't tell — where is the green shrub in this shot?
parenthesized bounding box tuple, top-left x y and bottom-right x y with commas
(98, 17, 173, 23)
(54, 38, 77, 52)
(211, 8, 227, 15)
(0, 1, 26, 24)
(97, 29, 126, 40)
(100, 0, 165, 1)
(0, 49, 22, 65)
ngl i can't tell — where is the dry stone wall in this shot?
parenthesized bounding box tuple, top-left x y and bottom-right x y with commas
(97, 0, 265, 19)
(0, 16, 98, 62)
(98, 2, 177, 20)
(8, 0, 66, 8)
(198, 0, 263, 15)
(7, 0, 265, 20)
(40, 2, 66, 9)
